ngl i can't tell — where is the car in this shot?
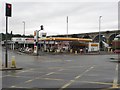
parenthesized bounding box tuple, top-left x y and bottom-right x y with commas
(114, 50, 120, 54)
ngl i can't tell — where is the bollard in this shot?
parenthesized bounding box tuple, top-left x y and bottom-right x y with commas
(75, 51, 77, 54)
(70, 49, 73, 53)
(55, 50, 57, 53)
(8, 60, 11, 68)
(47, 49, 49, 52)
(11, 56, 16, 68)
(111, 49, 113, 53)
(80, 49, 83, 54)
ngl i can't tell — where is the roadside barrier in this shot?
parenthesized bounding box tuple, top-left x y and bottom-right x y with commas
(11, 56, 16, 68)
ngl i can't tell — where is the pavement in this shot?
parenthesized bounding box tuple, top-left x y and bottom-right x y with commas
(1, 47, 120, 89)
(0, 67, 23, 71)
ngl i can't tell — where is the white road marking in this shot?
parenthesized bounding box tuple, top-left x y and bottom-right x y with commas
(58, 69, 64, 71)
(11, 86, 16, 88)
(46, 72, 55, 75)
(43, 78, 64, 81)
(60, 66, 94, 89)
(25, 79, 33, 83)
(66, 60, 72, 62)
(60, 80, 75, 89)
(0, 75, 10, 78)
(75, 75, 81, 79)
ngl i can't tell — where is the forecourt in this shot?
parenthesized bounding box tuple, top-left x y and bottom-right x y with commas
(1, 48, 120, 89)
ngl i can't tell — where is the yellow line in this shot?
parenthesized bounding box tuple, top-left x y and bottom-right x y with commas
(112, 64, 118, 88)
(99, 87, 114, 90)
(79, 81, 113, 85)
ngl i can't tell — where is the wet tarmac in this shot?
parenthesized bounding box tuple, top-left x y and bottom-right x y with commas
(1, 48, 120, 89)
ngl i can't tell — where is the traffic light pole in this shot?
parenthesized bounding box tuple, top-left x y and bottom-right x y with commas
(5, 16, 8, 68)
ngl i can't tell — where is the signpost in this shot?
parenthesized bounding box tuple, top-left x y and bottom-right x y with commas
(34, 25, 44, 55)
(34, 30, 39, 54)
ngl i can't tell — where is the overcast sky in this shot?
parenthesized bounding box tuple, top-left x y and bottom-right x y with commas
(0, 0, 118, 36)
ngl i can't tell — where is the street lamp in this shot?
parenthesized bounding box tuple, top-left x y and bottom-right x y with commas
(99, 16, 102, 54)
(67, 16, 68, 37)
(22, 21, 25, 48)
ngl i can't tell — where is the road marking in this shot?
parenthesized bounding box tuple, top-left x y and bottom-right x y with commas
(11, 86, 16, 88)
(16, 68, 34, 74)
(49, 67, 62, 69)
(85, 66, 94, 72)
(60, 80, 75, 89)
(43, 78, 64, 81)
(69, 66, 84, 68)
(58, 69, 64, 71)
(60, 66, 94, 89)
(112, 64, 118, 88)
(35, 77, 40, 79)
(46, 72, 55, 75)
(24, 71, 57, 83)
(74, 66, 94, 80)
(99, 88, 114, 90)
(49, 65, 84, 70)
(75, 75, 81, 79)
(0, 75, 10, 78)
(21, 71, 26, 72)
(116, 64, 118, 71)
(79, 81, 113, 85)
(25, 79, 33, 83)
(13, 75, 33, 78)
(66, 60, 72, 62)
(43, 60, 61, 63)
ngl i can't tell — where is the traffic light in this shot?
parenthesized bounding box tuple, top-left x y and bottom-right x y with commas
(6, 3, 12, 17)
(40, 25, 44, 30)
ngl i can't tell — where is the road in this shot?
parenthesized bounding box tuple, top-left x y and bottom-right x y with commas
(1, 47, 120, 89)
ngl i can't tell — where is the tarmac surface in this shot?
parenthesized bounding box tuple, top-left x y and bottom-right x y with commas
(1, 47, 120, 89)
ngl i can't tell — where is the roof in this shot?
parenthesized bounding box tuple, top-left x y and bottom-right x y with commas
(39, 37, 92, 42)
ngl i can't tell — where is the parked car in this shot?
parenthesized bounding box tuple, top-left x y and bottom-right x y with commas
(114, 50, 120, 54)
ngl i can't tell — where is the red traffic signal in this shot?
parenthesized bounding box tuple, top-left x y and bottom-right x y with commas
(6, 3, 12, 17)
(8, 4, 11, 8)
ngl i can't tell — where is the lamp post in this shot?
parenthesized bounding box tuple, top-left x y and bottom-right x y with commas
(22, 21, 25, 48)
(115, 31, 117, 54)
(99, 16, 102, 54)
(67, 16, 68, 37)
